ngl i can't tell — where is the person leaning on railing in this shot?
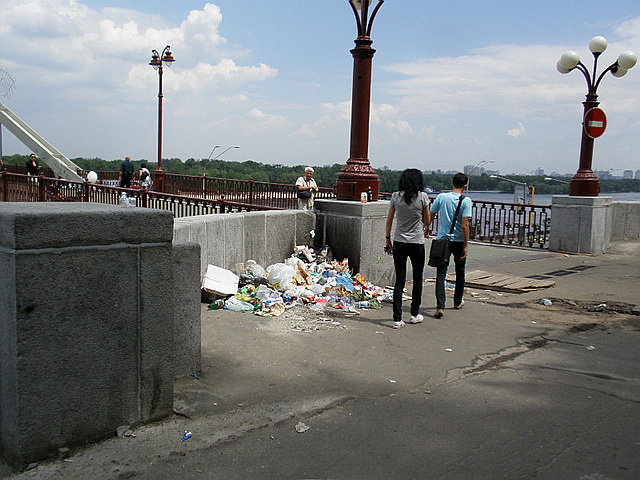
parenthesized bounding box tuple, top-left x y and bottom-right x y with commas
(295, 166, 318, 210)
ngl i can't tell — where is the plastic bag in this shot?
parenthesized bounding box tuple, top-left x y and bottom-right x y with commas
(245, 260, 266, 278)
(267, 263, 296, 286)
(336, 275, 355, 292)
(255, 285, 281, 302)
(225, 297, 254, 312)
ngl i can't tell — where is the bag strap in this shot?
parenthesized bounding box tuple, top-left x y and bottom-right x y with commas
(448, 195, 465, 235)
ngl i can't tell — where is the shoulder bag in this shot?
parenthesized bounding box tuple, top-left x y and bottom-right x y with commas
(428, 195, 465, 268)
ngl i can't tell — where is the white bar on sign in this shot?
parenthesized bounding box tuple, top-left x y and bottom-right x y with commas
(588, 121, 604, 127)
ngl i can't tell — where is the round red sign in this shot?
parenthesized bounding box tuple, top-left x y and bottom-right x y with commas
(584, 107, 607, 139)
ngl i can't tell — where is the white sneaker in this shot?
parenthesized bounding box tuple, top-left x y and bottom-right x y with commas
(409, 314, 424, 324)
(453, 300, 465, 310)
(392, 320, 405, 329)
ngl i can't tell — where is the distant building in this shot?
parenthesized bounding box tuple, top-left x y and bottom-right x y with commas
(635, 170, 640, 179)
(464, 164, 487, 176)
(623, 169, 634, 179)
(534, 167, 545, 176)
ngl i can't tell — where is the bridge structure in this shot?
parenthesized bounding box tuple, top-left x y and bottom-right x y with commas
(0, 101, 83, 182)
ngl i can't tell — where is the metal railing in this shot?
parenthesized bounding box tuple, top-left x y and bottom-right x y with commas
(0, 170, 551, 248)
(0, 172, 278, 216)
(425, 196, 550, 249)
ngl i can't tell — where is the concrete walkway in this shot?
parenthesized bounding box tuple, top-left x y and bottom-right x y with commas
(3, 240, 640, 479)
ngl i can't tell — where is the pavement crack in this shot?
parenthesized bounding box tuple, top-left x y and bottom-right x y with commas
(444, 334, 549, 382)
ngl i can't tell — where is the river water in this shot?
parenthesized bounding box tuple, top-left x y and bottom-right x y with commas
(461, 191, 640, 206)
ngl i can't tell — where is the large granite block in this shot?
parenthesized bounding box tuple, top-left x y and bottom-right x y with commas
(0, 203, 177, 468)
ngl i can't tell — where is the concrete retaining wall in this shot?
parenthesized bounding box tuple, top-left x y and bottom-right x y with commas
(173, 210, 316, 275)
(611, 201, 640, 239)
(0, 203, 200, 468)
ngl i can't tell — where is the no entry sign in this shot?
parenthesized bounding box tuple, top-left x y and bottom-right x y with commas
(584, 107, 607, 138)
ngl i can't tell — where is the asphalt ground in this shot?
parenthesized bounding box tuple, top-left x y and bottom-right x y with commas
(3, 240, 640, 479)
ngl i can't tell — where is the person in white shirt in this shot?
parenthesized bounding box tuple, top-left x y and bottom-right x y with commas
(295, 166, 318, 210)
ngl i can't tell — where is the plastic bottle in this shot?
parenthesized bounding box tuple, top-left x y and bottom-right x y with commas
(360, 192, 368, 203)
(119, 192, 127, 206)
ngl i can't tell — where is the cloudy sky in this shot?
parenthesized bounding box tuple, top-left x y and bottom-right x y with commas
(1, 0, 639, 175)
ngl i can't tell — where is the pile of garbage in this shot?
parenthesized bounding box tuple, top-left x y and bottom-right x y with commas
(202, 246, 393, 317)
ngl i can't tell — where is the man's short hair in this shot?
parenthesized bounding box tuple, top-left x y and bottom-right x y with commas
(452, 172, 468, 188)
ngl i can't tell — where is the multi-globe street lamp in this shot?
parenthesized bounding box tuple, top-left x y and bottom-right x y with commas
(557, 36, 636, 197)
(335, 0, 385, 201)
(149, 45, 175, 192)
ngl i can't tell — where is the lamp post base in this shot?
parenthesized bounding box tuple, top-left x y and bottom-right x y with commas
(335, 161, 380, 201)
(153, 169, 166, 193)
(569, 171, 599, 196)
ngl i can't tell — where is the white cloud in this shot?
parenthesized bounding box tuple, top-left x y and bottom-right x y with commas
(507, 122, 526, 138)
(244, 108, 289, 130)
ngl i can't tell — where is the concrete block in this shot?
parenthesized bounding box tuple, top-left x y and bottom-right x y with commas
(548, 196, 612, 254)
(221, 215, 245, 271)
(611, 202, 640, 239)
(0, 203, 176, 468)
(172, 242, 201, 377)
(242, 212, 267, 266)
(314, 200, 395, 286)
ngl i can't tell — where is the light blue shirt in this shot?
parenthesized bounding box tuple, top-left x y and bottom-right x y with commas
(430, 192, 472, 242)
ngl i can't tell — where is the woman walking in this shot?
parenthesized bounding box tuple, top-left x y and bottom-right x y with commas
(385, 169, 431, 328)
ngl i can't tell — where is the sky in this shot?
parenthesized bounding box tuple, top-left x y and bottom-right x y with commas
(1, 0, 640, 176)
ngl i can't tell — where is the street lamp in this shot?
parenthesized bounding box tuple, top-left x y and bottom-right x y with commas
(149, 45, 175, 191)
(335, 0, 385, 201)
(557, 36, 636, 196)
(204, 145, 240, 174)
(203, 145, 220, 173)
(467, 160, 494, 191)
(544, 177, 570, 185)
(490, 174, 531, 204)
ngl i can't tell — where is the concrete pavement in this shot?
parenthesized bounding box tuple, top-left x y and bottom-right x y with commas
(2, 240, 639, 479)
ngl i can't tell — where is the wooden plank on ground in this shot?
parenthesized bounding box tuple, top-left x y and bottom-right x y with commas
(445, 270, 555, 293)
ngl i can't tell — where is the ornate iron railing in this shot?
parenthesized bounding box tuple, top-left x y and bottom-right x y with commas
(0, 171, 551, 248)
(0, 172, 278, 216)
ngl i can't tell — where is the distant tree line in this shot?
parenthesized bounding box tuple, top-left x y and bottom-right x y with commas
(2, 154, 638, 194)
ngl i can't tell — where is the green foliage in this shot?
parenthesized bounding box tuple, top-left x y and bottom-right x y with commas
(3, 154, 638, 194)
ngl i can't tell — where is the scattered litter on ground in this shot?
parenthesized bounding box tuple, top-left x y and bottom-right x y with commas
(295, 422, 310, 433)
(180, 431, 193, 442)
(445, 348, 453, 352)
(116, 426, 135, 438)
(586, 345, 596, 351)
(190, 373, 200, 380)
(203, 246, 394, 328)
(539, 298, 553, 306)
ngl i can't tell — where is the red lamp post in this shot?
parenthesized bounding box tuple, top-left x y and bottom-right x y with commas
(335, 0, 384, 201)
(557, 37, 636, 196)
(149, 45, 175, 192)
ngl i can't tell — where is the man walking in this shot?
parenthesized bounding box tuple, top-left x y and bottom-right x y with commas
(429, 172, 472, 318)
(119, 156, 134, 188)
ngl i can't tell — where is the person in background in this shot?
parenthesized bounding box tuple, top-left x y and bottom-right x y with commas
(138, 162, 151, 189)
(385, 168, 431, 329)
(119, 156, 134, 188)
(295, 166, 318, 210)
(26, 153, 40, 175)
(429, 172, 472, 319)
